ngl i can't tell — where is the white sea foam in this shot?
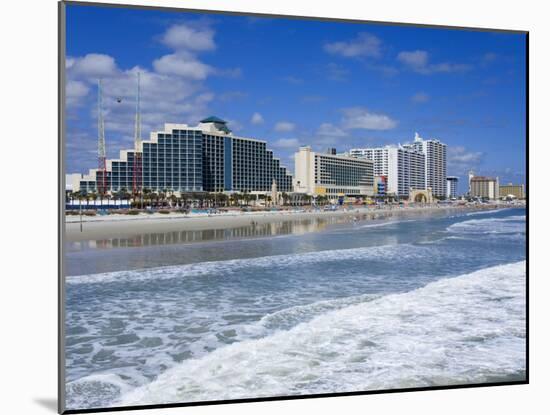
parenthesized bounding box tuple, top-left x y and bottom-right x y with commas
(117, 261, 526, 406)
(465, 209, 508, 217)
(359, 220, 415, 229)
(447, 215, 525, 235)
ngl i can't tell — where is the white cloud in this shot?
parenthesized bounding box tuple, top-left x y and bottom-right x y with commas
(217, 67, 242, 78)
(69, 53, 118, 78)
(447, 146, 484, 176)
(66, 57, 75, 69)
(161, 23, 216, 51)
(274, 121, 295, 132)
(251, 112, 264, 125)
(273, 138, 301, 149)
(226, 119, 244, 132)
(324, 32, 381, 58)
(153, 52, 213, 80)
(448, 146, 483, 165)
(411, 92, 430, 103)
(317, 123, 348, 137)
(66, 80, 90, 106)
(397, 50, 429, 69)
(397, 50, 471, 74)
(326, 63, 349, 81)
(341, 107, 397, 130)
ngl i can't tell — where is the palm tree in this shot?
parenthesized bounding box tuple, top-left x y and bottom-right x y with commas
(169, 194, 177, 208)
(281, 192, 289, 206)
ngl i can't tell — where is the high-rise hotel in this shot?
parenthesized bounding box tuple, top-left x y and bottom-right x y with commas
(349, 144, 425, 197)
(410, 133, 447, 198)
(350, 133, 447, 198)
(69, 117, 293, 194)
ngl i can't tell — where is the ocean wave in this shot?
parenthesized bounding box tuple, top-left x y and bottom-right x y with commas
(447, 215, 525, 235)
(465, 209, 509, 217)
(359, 220, 415, 229)
(116, 261, 526, 406)
(66, 243, 430, 286)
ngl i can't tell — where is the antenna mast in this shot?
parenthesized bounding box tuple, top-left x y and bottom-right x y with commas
(97, 79, 107, 195)
(132, 72, 143, 198)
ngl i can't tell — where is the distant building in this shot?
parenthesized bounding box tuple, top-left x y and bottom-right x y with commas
(294, 146, 374, 198)
(499, 183, 525, 199)
(374, 175, 387, 196)
(410, 133, 447, 198)
(469, 172, 500, 199)
(446, 176, 459, 199)
(349, 145, 425, 197)
(69, 117, 293, 195)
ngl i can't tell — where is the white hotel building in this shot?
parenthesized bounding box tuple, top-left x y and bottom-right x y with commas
(410, 133, 447, 198)
(294, 146, 374, 198)
(349, 144, 425, 197)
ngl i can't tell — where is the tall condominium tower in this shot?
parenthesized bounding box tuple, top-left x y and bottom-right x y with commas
(349, 145, 425, 197)
(410, 133, 447, 198)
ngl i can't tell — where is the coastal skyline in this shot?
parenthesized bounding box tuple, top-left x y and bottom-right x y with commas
(61, 4, 527, 412)
(65, 5, 526, 194)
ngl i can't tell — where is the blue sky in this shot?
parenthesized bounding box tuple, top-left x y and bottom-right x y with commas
(65, 4, 526, 193)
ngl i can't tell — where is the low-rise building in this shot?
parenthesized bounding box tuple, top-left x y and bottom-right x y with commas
(294, 146, 374, 199)
(499, 183, 525, 199)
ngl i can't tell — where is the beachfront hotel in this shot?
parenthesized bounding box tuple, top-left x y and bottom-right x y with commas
(294, 146, 374, 198)
(349, 144, 426, 198)
(468, 170, 500, 199)
(499, 183, 525, 199)
(409, 133, 448, 198)
(69, 117, 293, 195)
(446, 176, 459, 199)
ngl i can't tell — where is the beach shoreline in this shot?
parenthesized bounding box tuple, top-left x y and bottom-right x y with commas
(64, 203, 516, 242)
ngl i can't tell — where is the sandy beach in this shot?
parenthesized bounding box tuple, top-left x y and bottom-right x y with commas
(64, 203, 511, 242)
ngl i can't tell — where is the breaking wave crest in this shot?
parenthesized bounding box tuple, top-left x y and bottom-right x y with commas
(115, 261, 526, 406)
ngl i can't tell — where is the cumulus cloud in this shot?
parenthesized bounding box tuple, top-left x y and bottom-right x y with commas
(411, 92, 430, 103)
(448, 146, 484, 174)
(250, 112, 264, 125)
(68, 53, 118, 78)
(161, 23, 216, 51)
(273, 138, 301, 149)
(341, 107, 397, 130)
(317, 123, 348, 137)
(397, 50, 471, 74)
(274, 121, 295, 132)
(153, 52, 213, 80)
(66, 80, 90, 106)
(324, 32, 382, 58)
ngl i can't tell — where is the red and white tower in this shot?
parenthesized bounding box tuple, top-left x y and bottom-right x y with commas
(97, 79, 107, 195)
(132, 72, 142, 197)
